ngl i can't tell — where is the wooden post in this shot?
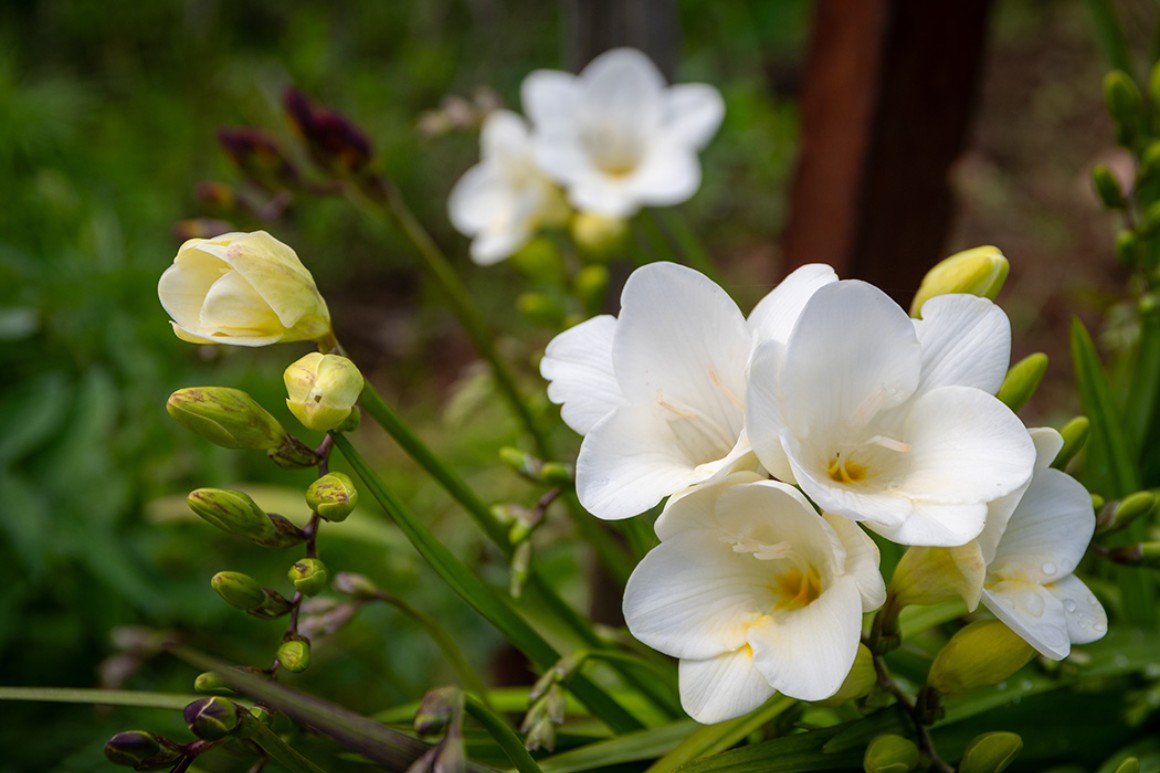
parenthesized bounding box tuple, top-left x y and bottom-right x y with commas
(562, 0, 678, 76)
(784, 0, 992, 302)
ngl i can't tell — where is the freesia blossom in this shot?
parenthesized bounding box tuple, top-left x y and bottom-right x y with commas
(448, 110, 569, 265)
(979, 428, 1108, 658)
(522, 47, 724, 217)
(158, 231, 331, 347)
(623, 477, 885, 723)
(747, 282, 1035, 546)
(540, 261, 837, 520)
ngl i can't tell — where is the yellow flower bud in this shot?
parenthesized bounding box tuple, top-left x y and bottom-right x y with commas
(909, 246, 1009, 318)
(277, 638, 311, 673)
(863, 733, 920, 773)
(305, 472, 359, 522)
(927, 620, 1035, 696)
(158, 230, 331, 347)
(957, 731, 1023, 773)
(891, 544, 985, 610)
(167, 387, 285, 450)
(284, 353, 364, 432)
(571, 212, 629, 258)
(996, 353, 1048, 412)
(814, 644, 876, 706)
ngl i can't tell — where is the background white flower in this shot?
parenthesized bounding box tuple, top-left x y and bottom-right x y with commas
(623, 477, 885, 723)
(448, 109, 568, 265)
(522, 47, 724, 217)
(540, 262, 835, 520)
(980, 428, 1108, 658)
(747, 281, 1035, 546)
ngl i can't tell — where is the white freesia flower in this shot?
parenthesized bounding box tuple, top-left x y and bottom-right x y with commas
(747, 282, 1036, 547)
(158, 231, 331, 347)
(522, 47, 724, 217)
(540, 261, 836, 520)
(448, 110, 568, 265)
(623, 477, 885, 723)
(979, 428, 1108, 658)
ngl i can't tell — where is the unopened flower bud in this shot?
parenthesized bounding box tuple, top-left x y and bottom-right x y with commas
(571, 212, 629, 259)
(815, 644, 876, 707)
(510, 541, 532, 599)
(195, 181, 236, 213)
(927, 620, 1036, 696)
(277, 638, 311, 673)
(518, 292, 566, 328)
(305, 472, 359, 521)
(1099, 491, 1157, 535)
(521, 707, 557, 753)
(1114, 758, 1141, 773)
(957, 731, 1023, 773)
(194, 671, 234, 696)
(1115, 230, 1138, 267)
(268, 435, 322, 469)
(574, 264, 611, 312)
(1105, 71, 1144, 148)
(218, 128, 299, 191)
(104, 730, 183, 769)
(509, 237, 565, 282)
(211, 571, 266, 611)
(172, 218, 234, 241)
(910, 246, 1009, 318)
(891, 544, 984, 610)
(863, 733, 920, 773)
(499, 447, 543, 480)
(187, 488, 275, 541)
(184, 696, 241, 741)
(332, 571, 381, 599)
(167, 387, 285, 450)
(1053, 416, 1089, 469)
(283, 88, 374, 175)
(1092, 164, 1126, 209)
(285, 353, 364, 432)
(414, 686, 463, 735)
(996, 353, 1048, 412)
(540, 462, 575, 488)
(288, 558, 330, 596)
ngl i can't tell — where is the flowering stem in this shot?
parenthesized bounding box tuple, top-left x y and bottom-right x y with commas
(462, 694, 543, 773)
(866, 644, 953, 773)
(343, 178, 552, 459)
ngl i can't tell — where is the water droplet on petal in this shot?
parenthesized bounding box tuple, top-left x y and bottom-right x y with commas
(1093, 621, 1107, 634)
(1019, 588, 1046, 617)
(1087, 593, 1098, 605)
(1063, 599, 1077, 612)
(1041, 561, 1057, 576)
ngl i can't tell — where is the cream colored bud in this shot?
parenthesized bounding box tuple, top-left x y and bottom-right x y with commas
(890, 544, 985, 611)
(927, 620, 1035, 696)
(284, 353, 364, 432)
(158, 230, 331, 347)
(910, 246, 1009, 318)
(815, 644, 876, 706)
(863, 734, 920, 773)
(570, 212, 629, 258)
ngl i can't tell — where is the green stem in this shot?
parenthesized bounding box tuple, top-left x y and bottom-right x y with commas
(345, 181, 551, 458)
(463, 694, 543, 773)
(1083, 0, 1134, 77)
(331, 433, 642, 734)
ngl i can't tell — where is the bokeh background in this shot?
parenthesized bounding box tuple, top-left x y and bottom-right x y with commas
(0, 1, 1147, 769)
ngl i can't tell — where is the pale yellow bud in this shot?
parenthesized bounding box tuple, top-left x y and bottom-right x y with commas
(814, 644, 876, 706)
(571, 212, 629, 258)
(890, 544, 985, 610)
(158, 230, 331, 347)
(909, 246, 1009, 318)
(284, 353, 364, 432)
(927, 620, 1035, 696)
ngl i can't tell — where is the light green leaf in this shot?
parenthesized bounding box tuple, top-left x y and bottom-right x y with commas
(538, 721, 697, 773)
(0, 686, 204, 710)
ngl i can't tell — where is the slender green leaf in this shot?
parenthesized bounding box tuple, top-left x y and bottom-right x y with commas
(0, 686, 202, 710)
(646, 697, 795, 772)
(1082, 0, 1135, 77)
(538, 721, 697, 773)
(463, 694, 542, 773)
(332, 433, 643, 734)
(675, 723, 862, 773)
(1123, 312, 1160, 459)
(1071, 317, 1139, 496)
(248, 724, 330, 773)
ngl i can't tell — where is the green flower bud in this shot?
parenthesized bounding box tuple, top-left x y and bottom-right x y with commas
(518, 292, 566, 328)
(194, 671, 234, 696)
(499, 447, 544, 480)
(277, 638, 311, 673)
(183, 696, 241, 741)
(890, 544, 984, 610)
(284, 353, 364, 432)
(332, 571, 381, 599)
(509, 237, 565, 282)
(1099, 491, 1157, 535)
(927, 620, 1035, 696)
(415, 686, 463, 735)
(187, 488, 274, 542)
(268, 433, 322, 469)
(1105, 71, 1144, 148)
(540, 462, 575, 487)
(996, 353, 1048, 412)
(571, 212, 629, 259)
(288, 558, 330, 596)
(574, 264, 611, 313)
(262, 512, 309, 548)
(1114, 757, 1141, 773)
(167, 387, 285, 450)
(211, 571, 266, 611)
(863, 733, 920, 773)
(1053, 416, 1089, 469)
(1092, 165, 1126, 209)
(305, 472, 359, 522)
(104, 730, 183, 769)
(957, 731, 1023, 773)
(815, 644, 877, 707)
(910, 246, 1009, 318)
(1115, 230, 1138, 268)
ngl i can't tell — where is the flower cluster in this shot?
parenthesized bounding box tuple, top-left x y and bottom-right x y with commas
(448, 48, 724, 264)
(542, 258, 1107, 723)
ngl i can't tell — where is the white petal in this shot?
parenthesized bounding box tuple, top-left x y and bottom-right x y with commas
(521, 70, 580, 130)
(747, 264, 839, 349)
(1029, 426, 1064, 469)
(748, 577, 864, 701)
(653, 469, 769, 541)
(623, 531, 771, 659)
(541, 315, 622, 435)
(577, 403, 719, 519)
(480, 110, 531, 164)
(823, 514, 886, 610)
(780, 281, 921, 438)
(448, 164, 500, 235)
(566, 171, 641, 217)
(623, 141, 702, 207)
(865, 500, 988, 548)
(580, 47, 665, 132)
(912, 294, 1011, 396)
(679, 649, 775, 724)
(982, 581, 1070, 659)
(199, 271, 281, 334)
(470, 224, 531, 266)
(613, 262, 750, 446)
(988, 467, 1093, 583)
(1047, 574, 1107, 645)
(744, 341, 795, 483)
(664, 83, 725, 149)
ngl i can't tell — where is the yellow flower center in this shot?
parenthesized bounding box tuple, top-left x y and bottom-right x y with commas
(827, 453, 868, 484)
(773, 566, 823, 611)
